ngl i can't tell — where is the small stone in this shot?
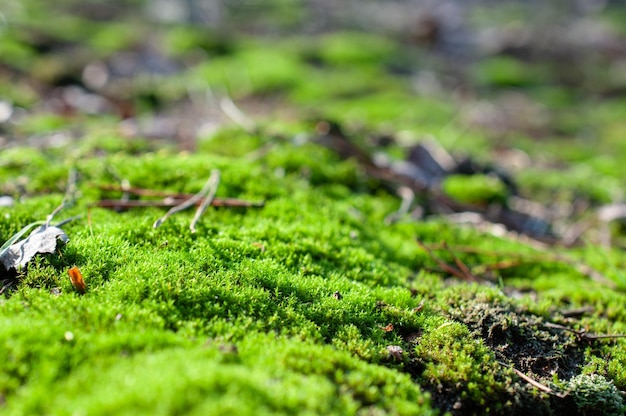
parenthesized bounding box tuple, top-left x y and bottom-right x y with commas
(387, 345, 403, 361)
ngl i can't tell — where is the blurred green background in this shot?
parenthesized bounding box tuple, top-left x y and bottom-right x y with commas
(2, 0, 626, 214)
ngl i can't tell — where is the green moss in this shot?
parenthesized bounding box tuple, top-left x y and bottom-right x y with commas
(0, 136, 438, 413)
(0, 138, 594, 414)
(415, 320, 506, 405)
(13, 114, 72, 135)
(3, 123, 626, 413)
(3, 2, 626, 414)
(163, 27, 233, 57)
(471, 56, 545, 88)
(193, 45, 308, 97)
(314, 32, 400, 67)
(86, 21, 145, 54)
(442, 174, 509, 206)
(0, 36, 38, 72)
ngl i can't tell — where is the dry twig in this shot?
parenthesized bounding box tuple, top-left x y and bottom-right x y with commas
(416, 239, 480, 282)
(543, 322, 626, 342)
(46, 169, 79, 226)
(498, 361, 567, 398)
(96, 198, 263, 209)
(95, 184, 263, 210)
(418, 242, 615, 289)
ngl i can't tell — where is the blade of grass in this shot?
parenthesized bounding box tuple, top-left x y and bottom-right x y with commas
(190, 169, 220, 233)
(0, 221, 47, 254)
(153, 173, 219, 229)
(220, 96, 256, 133)
(46, 169, 78, 226)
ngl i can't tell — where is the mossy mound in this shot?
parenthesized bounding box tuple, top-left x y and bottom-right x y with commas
(3, 1, 626, 414)
(2, 137, 626, 415)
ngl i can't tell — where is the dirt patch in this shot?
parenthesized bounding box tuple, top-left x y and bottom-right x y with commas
(444, 295, 584, 381)
(401, 290, 604, 415)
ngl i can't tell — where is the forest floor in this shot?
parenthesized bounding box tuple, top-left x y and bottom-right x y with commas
(2, 1, 626, 414)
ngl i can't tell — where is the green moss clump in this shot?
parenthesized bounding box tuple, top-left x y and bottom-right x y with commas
(414, 320, 518, 414)
(442, 174, 509, 206)
(314, 32, 400, 67)
(2, 120, 626, 415)
(471, 56, 545, 88)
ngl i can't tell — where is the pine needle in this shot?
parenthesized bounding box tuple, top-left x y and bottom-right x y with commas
(46, 169, 78, 226)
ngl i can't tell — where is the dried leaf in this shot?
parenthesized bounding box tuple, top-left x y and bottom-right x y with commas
(67, 266, 86, 293)
(381, 324, 394, 332)
(0, 225, 68, 271)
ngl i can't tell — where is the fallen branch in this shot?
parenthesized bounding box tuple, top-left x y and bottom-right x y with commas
(96, 172, 262, 231)
(94, 183, 264, 210)
(94, 183, 192, 198)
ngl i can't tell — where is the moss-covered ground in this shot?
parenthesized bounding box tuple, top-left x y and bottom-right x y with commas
(2, 1, 626, 415)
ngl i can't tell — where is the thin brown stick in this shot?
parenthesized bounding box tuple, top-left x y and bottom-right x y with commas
(512, 368, 567, 398)
(96, 198, 263, 209)
(472, 259, 525, 275)
(416, 239, 473, 281)
(94, 183, 192, 199)
(560, 306, 595, 318)
(442, 241, 480, 281)
(543, 322, 626, 341)
(583, 334, 626, 340)
(498, 362, 567, 398)
(94, 183, 264, 210)
(453, 256, 478, 280)
(419, 242, 616, 289)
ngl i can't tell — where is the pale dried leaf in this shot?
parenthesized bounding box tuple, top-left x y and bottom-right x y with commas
(0, 226, 69, 271)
